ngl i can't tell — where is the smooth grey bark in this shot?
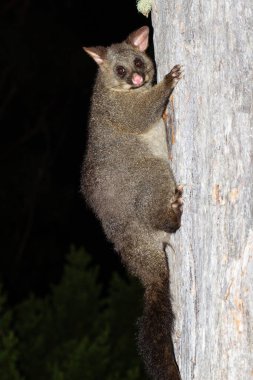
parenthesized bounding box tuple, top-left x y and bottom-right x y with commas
(152, 1, 253, 379)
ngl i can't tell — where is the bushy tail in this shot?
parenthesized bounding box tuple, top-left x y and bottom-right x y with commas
(138, 278, 181, 380)
(115, 224, 181, 380)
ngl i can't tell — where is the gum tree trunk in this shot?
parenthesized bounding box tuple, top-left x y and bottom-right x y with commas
(152, 1, 253, 379)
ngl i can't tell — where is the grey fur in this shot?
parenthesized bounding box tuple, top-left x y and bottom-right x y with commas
(81, 26, 183, 379)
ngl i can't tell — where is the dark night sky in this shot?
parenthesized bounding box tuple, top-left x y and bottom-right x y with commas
(0, 0, 152, 303)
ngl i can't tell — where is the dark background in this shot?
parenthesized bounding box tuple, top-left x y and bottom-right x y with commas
(0, 0, 152, 304)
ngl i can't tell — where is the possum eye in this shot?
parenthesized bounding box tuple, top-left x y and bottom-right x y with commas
(134, 57, 144, 68)
(116, 65, 126, 78)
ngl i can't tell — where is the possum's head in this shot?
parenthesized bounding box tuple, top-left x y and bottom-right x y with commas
(83, 26, 154, 90)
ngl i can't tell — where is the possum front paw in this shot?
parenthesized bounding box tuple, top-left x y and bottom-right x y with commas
(165, 65, 184, 87)
(167, 185, 183, 233)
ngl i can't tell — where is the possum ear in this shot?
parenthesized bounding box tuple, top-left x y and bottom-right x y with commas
(82, 46, 107, 65)
(126, 26, 149, 52)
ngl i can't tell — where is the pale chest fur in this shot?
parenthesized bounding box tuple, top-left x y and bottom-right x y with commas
(140, 120, 169, 160)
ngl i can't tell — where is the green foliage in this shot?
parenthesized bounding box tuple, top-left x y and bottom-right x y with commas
(0, 285, 23, 380)
(136, 0, 152, 17)
(104, 273, 143, 376)
(0, 247, 145, 379)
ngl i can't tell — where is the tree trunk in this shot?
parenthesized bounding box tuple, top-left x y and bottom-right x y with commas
(152, 1, 253, 379)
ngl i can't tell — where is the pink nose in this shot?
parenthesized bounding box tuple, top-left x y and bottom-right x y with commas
(132, 73, 143, 86)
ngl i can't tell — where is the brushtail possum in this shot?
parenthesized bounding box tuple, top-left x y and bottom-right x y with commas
(81, 26, 183, 380)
